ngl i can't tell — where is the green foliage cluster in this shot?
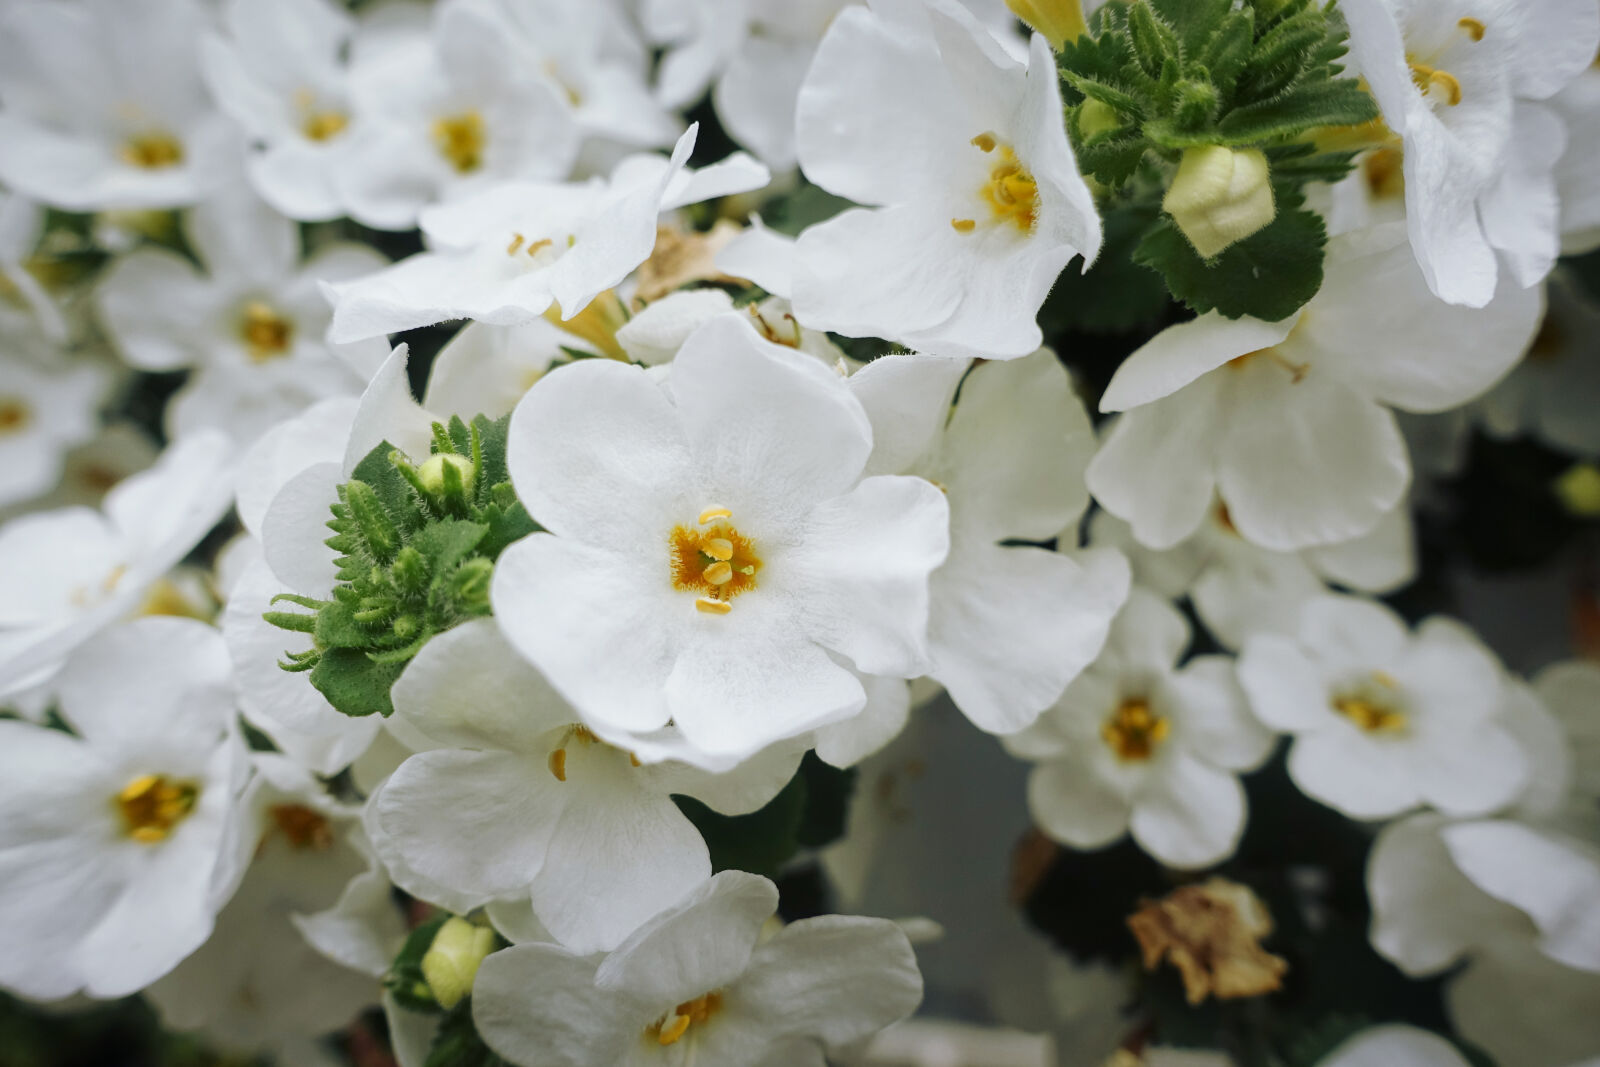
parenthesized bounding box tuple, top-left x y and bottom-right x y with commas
(1060, 0, 1379, 321)
(265, 414, 535, 718)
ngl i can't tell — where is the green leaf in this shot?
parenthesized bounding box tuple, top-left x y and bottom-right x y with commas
(309, 646, 407, 717)
(413, 519, 490, 580)
(425, 1001, 511, 1067)
(1077, 133, 1153, 187)
(313, 596, 378, 649)
(1202, 9, 1254, 96)
(385, 916, 448, 1014)
(472, 414, 514, 493)
(1127, 2, 1182, 79)
(351, 439, 428, 529)
(1147, 0, 1230, 52)
(1215, 80, 1380, 143)
(1133, 205, 1326, 321)
(1062, 72, 1146, 118)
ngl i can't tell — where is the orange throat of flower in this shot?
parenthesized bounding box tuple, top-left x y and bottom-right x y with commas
(670, 507, 762, 616)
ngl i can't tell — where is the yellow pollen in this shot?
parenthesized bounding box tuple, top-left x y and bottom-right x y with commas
(549, 726, 603, 782)
(240, 300, 294, 362)
(527, 237, 553, 257)
(1102, 699, 1169, 762)
(704, 538, 733, 562)
(116, 774, 199, 843)
(302, 110, 348, 142)
(1458, 16, 1486, 41)
(697, 506, 732, 524)
(120, 131, 184, 170)
(271, 803, 334, 850)
(548, 747, 567, 782)
(0, 396, 31, 436)
(671, 518, 761, 609)
(431, 111, 487, 173)
(979, 145, 1039, 233)
(1334, 695, 1407, 733)
(649, 991, 723, 1046)
(696, 597, 733, 615)
(971, 131, 998, 152)
(703, 561, 733, 585)
(951, 218, 977, 232)
(507, 233, 524, 255)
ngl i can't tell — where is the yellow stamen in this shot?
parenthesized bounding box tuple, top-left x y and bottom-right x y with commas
(673, 519, 762, 608)
(431, 111, 486, 173)
(271, 803, 334, 850)
(1334, 696, 1407, 733)
(507, 233, 524, 255)
(0, 396, 31, 436)
(696, 597, 733, 615)
(704, 538, 733, 562)
(240, 300, 294, 363)
(698, 507, 732, 524)
(658, 1014, 691, 1045)
(1372, 670, 1398, 689)
(526, 237, 553, 257)
(302, 110, 348, 142)
(971, 132, 998, 153)
(978, 145, 1038, 233)
(1458, 16, 1485, 41)
(1409, 62, 1463, 106)
(629, 753, 641, 767)
(1101, 699, 1170, 762)
(703, 561, 733, 585)
(549, 748, 567, 782)
(120, 131, 184, 170)
(951, 218, 977, 232)
(116, 774, 199, 843)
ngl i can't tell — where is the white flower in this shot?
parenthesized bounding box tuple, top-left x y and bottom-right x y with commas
(1341, 0, 1600, 306)
(198, 0, 372, 223)
(422, 318, 580, 421)
(1090, 503, 1416, 651)
(472, 870, 923, 1067)
(0, 0, 241, 211)
(0, 350, 107, 510)
(369, 618, 801, 953)
(1088, 223, 1541, 551)
(1004, 588, 1273, 869)
(1446, 937, 1600, 1067)
(96, 189, 388, 444)
(326, 126, 769, 343)
(0, 190, 67, 342)
(147, 754, 402, 1052)
(0, 430, 235, 697)
(491, 313, 950, 766)
(848, 348, 1129, 734)
(464, 0, 682, 156)
(790, 0, 1100, 359)
(1552, 65, 1600, 254)
(1238, 595, 1525, 820)
(0, 617, 246, 999)
(1478, 272, 1600, 458)
(1316, 1025, 1472, 1067)
(333, 0, 580, 231)
(0, 421, 160, 525)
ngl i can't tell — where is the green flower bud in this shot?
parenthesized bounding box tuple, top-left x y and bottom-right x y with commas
(421, 917, 496, 1010)
(1162, 146, 1276, 259)
(418, 453, 477, 500)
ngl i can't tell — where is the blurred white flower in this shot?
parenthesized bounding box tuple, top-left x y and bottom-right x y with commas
(1005, 588, 1273, 869)
(472, 870, 923, 1066)
(1478, 271, 1600, 458)
(1238, 595, 1525, 820)
(96, 188, 388, 443)
(0, 618, 247, 999)
(0, 0, 241, 211)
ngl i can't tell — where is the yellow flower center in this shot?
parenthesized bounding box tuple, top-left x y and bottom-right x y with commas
(303, 110, 349, 142)
(1102, 699, 1169, 762)
(1333, 670, 1407, 733)
(0, 396, 31, 436)
(240, 300, 295, 363)
(432, 111, 487, 173)
(669, 507, 762, 616)
(270, 803, 335, 850)
(120, 131, 185, 169)
(951, 133, 1039, 235)
(116, 774, 199, 843)
(648, 991, 723, 1047)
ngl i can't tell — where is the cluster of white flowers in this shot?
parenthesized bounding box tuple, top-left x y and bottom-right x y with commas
(0, 0, 1597, 1065)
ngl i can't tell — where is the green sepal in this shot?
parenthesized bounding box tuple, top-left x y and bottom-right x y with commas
(424, 1002, 512, 1067)
(385, 916, 450, 1015)
(1214, 79, 1379, 144)
(308, 647, 408, 718)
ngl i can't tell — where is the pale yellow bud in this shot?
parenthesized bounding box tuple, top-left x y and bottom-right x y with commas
(1005, 0, 1088, 50)
(417, 453, 476, 498)
(1162, 146, 1276, 259)
(1077, 98, 1123, 140)
(1556, 463, 1600, 517)
(421, 917, 496, 1010)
